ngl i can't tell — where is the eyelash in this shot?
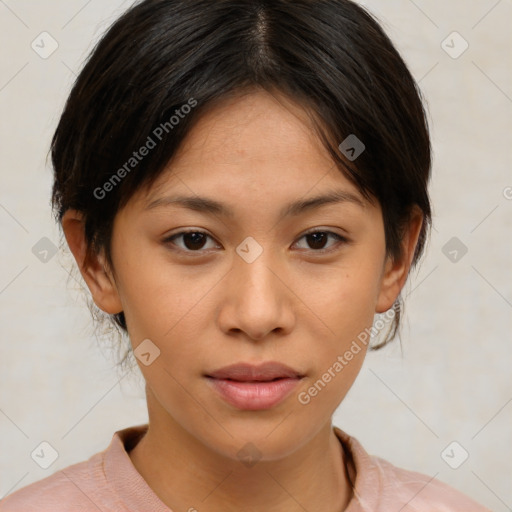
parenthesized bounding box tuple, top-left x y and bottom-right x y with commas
(163, 229, 349, 255)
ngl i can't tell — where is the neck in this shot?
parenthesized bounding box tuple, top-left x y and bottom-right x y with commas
(129, 393, 353, 512)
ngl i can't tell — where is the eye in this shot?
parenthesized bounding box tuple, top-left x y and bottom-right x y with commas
(163, 228, 348, 255)
(163, 230, 219, 253)
(293, 229, 348, 253)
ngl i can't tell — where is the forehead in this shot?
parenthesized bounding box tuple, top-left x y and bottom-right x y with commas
(177, 90, 325, 161)
(138, 90, 366, 207)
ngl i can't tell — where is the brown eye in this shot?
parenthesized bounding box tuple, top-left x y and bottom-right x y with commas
(306, 232, 329, 250)
(294, 230, 347, 253)
(164, 230, 218, 252)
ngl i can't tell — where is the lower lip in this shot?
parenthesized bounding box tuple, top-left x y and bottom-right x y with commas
(206, 377, 302, 410)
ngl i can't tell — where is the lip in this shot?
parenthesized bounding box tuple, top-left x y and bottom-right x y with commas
(204, 362, 305, 410)
(205, 361, 304, 381)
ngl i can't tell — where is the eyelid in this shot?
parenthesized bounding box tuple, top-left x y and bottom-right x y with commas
(163, 228, 349, 254)
(300, 226, 349, 239)
(293, 228, 349, 253)
(163, 229, 219, 254)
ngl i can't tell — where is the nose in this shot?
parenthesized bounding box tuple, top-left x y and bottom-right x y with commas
(216, 245, 295, 341)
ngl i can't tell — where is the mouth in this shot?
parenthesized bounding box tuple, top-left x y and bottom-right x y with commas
(205, 377, 303, 410)
(204, 361, 305, 382)
(204, 361, 305, 410)
(214, 377, 291, 382)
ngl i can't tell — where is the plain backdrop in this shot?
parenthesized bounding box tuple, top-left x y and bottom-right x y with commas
(0, 0, 511, 510)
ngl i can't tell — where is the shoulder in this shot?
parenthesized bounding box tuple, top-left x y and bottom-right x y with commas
(334, 427, 491, 512)
(0, 425, 149, 512)
(371, 455, 491, 511)
(0, 451, 115, 512)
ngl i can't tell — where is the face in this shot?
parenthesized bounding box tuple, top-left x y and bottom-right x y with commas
(67, 90, 419, 461)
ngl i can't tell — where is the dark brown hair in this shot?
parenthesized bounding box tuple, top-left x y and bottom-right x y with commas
(51, 0, 432, 355)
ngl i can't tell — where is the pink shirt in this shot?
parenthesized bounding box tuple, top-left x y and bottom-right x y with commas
(0, 424, 490, 511)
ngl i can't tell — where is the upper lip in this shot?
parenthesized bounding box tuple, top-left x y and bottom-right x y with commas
(205, 362, 304, 382)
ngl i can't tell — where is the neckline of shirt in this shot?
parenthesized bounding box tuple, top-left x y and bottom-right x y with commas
(103, 423, 378, 511)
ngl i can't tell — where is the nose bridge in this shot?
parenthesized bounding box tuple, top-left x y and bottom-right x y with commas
(220, 235, 293, 339)
(234, 235, 281, 303)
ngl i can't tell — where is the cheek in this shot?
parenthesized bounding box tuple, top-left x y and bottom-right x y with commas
(112, 242, 195, 336)
(316, 253, 384, 331)
(116, 255, 223, 384)
(299, 252, 383, 398)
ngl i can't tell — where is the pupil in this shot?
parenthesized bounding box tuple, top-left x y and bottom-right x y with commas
(308, 232, 326, 250)
(184, 232, 206, 250)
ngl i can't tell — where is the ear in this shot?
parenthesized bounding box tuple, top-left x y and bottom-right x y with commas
(375, 206, 424, 313)
(61, 209, 123, 315)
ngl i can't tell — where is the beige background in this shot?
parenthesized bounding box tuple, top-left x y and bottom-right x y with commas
(1, 0, 511, 509)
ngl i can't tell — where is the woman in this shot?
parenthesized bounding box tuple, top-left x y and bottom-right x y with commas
(0, 0, 490, 510)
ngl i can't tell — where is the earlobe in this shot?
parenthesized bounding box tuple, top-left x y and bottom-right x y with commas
(375, 208, 424, 314)
(61, 209, 123, 315)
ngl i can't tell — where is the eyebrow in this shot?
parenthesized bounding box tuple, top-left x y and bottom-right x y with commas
(144, 189, 366, 220)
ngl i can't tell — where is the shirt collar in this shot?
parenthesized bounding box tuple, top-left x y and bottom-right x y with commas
(104, 423, 379, 511)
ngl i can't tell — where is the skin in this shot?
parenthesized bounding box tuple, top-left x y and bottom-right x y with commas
(62, 89, 423, 512)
